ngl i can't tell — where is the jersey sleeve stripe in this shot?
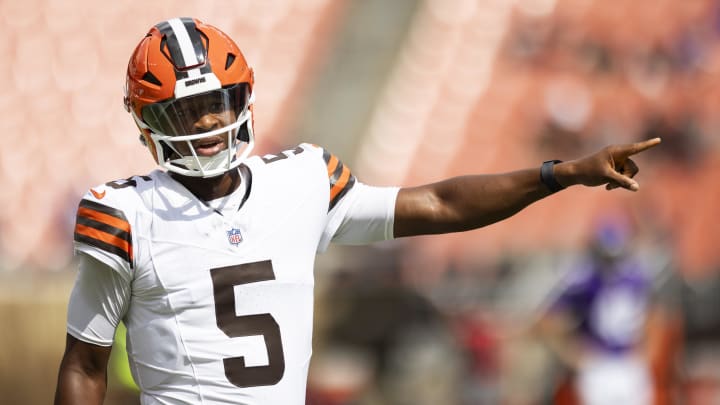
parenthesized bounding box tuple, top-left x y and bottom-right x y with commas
(74, 224, 133, 263)
(74, 199, 133, 267)
(79, 199, 130, 226)
(329, 173, 355, 211)
(329, 165, 351, 201)
(328, 166, 356, 211)
(77, 207, 131, 234)
(76, 216, 131, 244)
(325, 155, 339, 177)
(323, 149, 356, 211)
(74, 232, 133, 267)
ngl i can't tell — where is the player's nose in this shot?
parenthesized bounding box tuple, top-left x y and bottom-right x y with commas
(193, 113, 222, 132)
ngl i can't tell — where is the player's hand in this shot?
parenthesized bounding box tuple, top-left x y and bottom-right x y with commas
(555, 137, 662, 192)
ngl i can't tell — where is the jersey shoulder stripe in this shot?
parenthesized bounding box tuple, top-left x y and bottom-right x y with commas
(322, 148, 356, 211)
(74, 199, 133, 268)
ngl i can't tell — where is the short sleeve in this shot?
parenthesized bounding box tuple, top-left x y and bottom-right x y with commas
(311, 147, 399, 251)
(67, 254, 131, 346)
(317, 180, 399, 252)
(73, 193, 134, 277)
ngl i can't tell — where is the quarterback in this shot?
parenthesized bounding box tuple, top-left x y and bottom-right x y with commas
(54, 17, 660, 405)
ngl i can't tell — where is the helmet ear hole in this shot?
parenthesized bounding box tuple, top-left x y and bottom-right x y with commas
(237, 122, 249, 142)
(138, 134, 148, 147)
(159, 141, 177, 161)
(225, 53, 236, 70)
(142, 71, 163, 86)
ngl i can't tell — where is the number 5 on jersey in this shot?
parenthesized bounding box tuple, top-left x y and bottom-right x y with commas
(210, 261, 285, 387)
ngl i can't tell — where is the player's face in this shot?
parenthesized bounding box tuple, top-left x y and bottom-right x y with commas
(142, 84, 249, 158)
(176, 108, 235, 157)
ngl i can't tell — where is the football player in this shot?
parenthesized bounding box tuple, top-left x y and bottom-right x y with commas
(54, 17, 661, 405)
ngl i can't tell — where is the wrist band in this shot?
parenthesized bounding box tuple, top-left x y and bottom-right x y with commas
(541, 160, 565, 193)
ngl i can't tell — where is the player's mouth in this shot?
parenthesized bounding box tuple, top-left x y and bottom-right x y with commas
(192, 136, 227, 156)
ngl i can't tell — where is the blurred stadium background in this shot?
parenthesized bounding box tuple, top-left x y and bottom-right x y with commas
(1, 0, 719, 403)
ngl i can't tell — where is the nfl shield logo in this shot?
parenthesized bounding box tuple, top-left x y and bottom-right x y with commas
(226, 228, 243, 246)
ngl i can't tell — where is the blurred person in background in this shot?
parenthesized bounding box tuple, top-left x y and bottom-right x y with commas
(537, 215, 681, 405)
(308, 257, 463, 405)
(680, 271, 720, 404)
(53, 17, 661, 405)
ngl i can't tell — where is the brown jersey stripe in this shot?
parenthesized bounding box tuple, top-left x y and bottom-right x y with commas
(75, 199, 133, 266)
(74, 233, 133, 267)
(323, 149, 356, 211)
(79, 199, 129, 223)
(322, 149, 338, 170)
(329, 165, 351, 201)
(322, 148, 333, 163)
(328, 155, 348, 185)
(329, 174, 355, 211)
(75, 224, 131, 257)
(76, 216, 131, 245)
(77, 207, 131, 234)
(74, 224, 133, 265)
(325, 155, 339, 177)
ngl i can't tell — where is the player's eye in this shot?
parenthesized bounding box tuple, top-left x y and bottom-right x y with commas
(208, 102, 224, 114)
(176, 106, 197, 121)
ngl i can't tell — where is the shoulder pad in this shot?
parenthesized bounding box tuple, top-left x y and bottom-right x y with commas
(73, 175, 153, 270)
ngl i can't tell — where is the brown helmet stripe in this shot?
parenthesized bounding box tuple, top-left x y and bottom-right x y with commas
(155, 17, 211, 80)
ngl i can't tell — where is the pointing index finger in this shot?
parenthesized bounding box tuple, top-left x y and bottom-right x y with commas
(625, 137, 662, 156)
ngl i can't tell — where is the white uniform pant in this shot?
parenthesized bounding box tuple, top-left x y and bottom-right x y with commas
(576, 354, 652, 405)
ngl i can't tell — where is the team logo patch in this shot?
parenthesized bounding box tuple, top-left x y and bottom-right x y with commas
(227, 228, 243, 246)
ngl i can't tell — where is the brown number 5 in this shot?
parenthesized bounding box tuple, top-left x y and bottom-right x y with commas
(210, 261, 285, 387)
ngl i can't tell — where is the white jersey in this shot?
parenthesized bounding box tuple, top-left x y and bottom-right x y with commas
(68, 143, 398, 404)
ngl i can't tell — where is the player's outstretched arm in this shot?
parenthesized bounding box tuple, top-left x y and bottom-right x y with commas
(54, 334, 111, 405)
(394, 138, 661, 237)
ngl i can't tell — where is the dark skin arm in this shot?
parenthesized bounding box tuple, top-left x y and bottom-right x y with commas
(394, 138, 661, 237)
(54, 334, 112, 405)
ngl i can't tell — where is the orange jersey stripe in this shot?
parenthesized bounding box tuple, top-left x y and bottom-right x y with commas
(77, 207, 131, 233)
(329, 166, 351, 201)
(326, 155, 339, 177)
(75, 224, 133, 261)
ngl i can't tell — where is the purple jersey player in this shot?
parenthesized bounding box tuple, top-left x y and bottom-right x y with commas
(540, 219, 655, 405)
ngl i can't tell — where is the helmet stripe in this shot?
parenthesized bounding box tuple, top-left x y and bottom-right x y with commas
(156, 18, 210, 79)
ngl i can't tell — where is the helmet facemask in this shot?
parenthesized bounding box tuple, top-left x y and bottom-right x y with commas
(133, 83, 255, 178)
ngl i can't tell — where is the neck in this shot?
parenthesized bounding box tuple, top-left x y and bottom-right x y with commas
(170, 169, 241, 201)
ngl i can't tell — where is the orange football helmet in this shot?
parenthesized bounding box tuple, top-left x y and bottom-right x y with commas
(124, 17, 255, 177)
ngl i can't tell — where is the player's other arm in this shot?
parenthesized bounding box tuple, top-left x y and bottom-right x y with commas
(55, 253, 130, 405)
(54, 335, 111, 405)
(394, 138, 661, 237)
